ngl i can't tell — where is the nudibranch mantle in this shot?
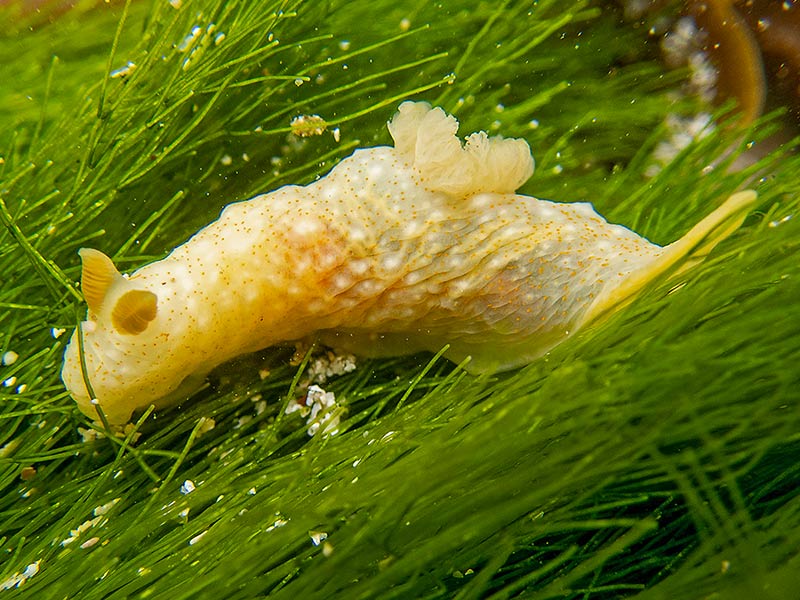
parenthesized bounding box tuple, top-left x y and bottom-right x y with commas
(61, 101, 756, 424)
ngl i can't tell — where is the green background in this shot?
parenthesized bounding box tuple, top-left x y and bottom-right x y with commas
(0, 0, 798, 597)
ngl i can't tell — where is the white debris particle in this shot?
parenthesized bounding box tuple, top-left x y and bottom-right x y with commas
(294, 78, 304, 87)
(309, 531, 328, 546)
(254, 400, 267, 416)
(137, 567, 151, 576)
(80, 537, 100, 549)
(22, 561, 40, 578)
(110, 61, 136, 78)
(306, 351, 357, 384)
(258, 368, 270, 380)
(0, 560, 40, 590)
(286, 385, 343, 437)
(122, 423, 142, 444)
(178, 508, 190, 518)
(214, 32, 226, 46)
(78, 427, 99, 443)
(180, 480, 196, 495)
(189, 530, 208, 545)
(178, 26, 202, 52)
(93, 498, 120, 516)
(322, 541, 334, 557)
(3, 377, 17, 387)
(242, 152, 250, 162)
(77, 516, 103, 535)
(687, 51, 718, 103)
(528, 119, 540, 129)
(181, 56, 193, 71)
(248, 487, 257, 495)
(197, 416, 216, 436)
(399, 17, 411, 31)
(647, 112, 714, 176)
(290, 114, 328, 137)
(0, 439, 20, 457)
(61, 515, 104, 546)
(220, 154, 232, 166)
(51, 327, 66, 339)
(352, 459, 361, 467)
(649, 15, 722, 176)
(284, 398, 305, 416)
(2, 351, 19, 366)
(338, 40, 351, 51)
(622, 0, 651, 19)
(661, 17, 703, 68)
(169, 0, 182, 8)
(332, 127, 341, 143)
(769, 214, 793, 228)
(265, 518, 288, 533)
(16, 384, 27, 394)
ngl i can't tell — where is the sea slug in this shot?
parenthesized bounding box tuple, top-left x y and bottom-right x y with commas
(61, 101, 757, 424)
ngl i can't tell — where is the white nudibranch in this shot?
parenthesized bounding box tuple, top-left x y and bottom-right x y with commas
(61, 101, 757, 424)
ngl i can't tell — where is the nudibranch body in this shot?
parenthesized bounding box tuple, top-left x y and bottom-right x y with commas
(61, 101, 756, 424)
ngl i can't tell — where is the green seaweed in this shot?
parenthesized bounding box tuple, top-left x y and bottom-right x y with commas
(0, 0, 798, 598)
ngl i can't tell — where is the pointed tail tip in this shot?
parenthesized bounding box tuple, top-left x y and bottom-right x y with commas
(682, 188, 759, 260)
(724, 189, 758, 212)
(579, 188, 759, 328)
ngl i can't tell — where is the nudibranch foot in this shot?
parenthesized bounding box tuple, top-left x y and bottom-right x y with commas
(61, 101, 757, 424)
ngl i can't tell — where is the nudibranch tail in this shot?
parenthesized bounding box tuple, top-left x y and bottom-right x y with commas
(666, 190, 758, 266)
(581, 189, 758, 326)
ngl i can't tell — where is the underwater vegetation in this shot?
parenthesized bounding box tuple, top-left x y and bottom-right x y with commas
(0, 0, 798, 597)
